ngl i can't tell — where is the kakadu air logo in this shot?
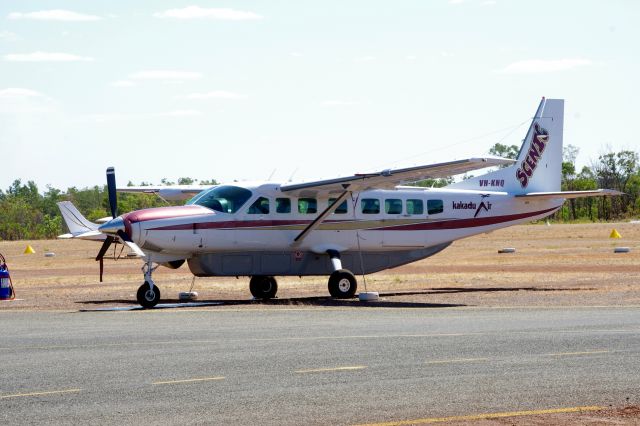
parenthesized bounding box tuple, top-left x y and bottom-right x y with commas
(516, 122, 549, 188)
(452, 194, 492, 218)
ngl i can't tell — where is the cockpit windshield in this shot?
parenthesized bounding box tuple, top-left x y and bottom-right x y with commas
(187, 185, 252, 213)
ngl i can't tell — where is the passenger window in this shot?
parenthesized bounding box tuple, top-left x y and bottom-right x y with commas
(328, 198, 348, 214)
(361, 198, 380, 214)
(406, 199, 424, 215)
(248, 197, 270, 214)
(427, 199, 444, 215)
(276, 198, 291, 214)
(385, 199, 403, 215)
(298, 198, 317, 214)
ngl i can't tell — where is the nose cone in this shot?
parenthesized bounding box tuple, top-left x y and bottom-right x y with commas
(98, 217, 124, 236)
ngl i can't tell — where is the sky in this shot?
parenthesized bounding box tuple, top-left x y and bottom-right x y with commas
(0, 0, 638, 191)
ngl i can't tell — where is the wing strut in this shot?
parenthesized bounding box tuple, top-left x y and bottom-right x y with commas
(293, 189, 351, 245)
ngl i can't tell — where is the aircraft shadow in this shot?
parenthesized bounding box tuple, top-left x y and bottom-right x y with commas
(77, 296, 465, 309)
(77, 286, 588, 311)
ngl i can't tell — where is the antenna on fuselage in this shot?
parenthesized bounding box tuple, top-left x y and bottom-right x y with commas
(288, 168, 299, 182)
(267, 169, 277, 181)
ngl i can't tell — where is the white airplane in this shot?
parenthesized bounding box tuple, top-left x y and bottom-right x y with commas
(58, 98, 620, 308)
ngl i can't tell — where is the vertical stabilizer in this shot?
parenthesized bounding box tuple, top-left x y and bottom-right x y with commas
(449, 98, 564, 194)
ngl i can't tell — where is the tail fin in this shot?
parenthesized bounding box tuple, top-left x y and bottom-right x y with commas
(449, 98, 564, 194)
(57, 201, 105, 240)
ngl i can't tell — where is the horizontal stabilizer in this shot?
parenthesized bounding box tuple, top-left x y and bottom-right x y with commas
(515, 189, 623, 200)
(57, 201, 106, 241)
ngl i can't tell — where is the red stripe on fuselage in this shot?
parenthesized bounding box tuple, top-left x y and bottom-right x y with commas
(143, 207, 559, 232)
(369, 206, 559, 230)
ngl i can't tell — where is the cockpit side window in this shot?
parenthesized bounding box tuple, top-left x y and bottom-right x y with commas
(187, 185, 252, 213)
(248, 197, 270, 214)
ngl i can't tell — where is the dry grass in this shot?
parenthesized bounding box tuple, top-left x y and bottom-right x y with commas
(1, 222, 638, 310)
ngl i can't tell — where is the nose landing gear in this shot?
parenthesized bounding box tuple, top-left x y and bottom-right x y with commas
(137, 261, 161, 308)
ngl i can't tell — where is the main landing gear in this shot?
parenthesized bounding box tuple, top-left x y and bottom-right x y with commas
(249, 276, 278, 299)
(137, 261, 161, 308)
(327, 250, 357, 298)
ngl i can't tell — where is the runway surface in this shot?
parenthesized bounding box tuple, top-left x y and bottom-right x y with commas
(1, 306, 639, 425)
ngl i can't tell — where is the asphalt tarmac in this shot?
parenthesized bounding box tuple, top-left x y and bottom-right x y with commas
(1, 306, 639, 425)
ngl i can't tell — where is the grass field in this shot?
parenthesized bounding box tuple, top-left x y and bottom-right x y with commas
(1, 222, 638, 311)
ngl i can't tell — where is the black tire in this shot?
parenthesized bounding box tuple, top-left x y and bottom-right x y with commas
(137, 282, 161, 308)
(328, 270, 357, 298)
(250, 276, 278, 299)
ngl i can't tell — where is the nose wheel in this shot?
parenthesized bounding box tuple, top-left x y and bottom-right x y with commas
(137, 281, 161, 308)
(137, 261, 161, 308)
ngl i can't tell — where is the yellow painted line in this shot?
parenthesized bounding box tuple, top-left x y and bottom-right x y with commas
(355, 405, 604, 426)
(152, 376, 225, 385)
(295, 365, 366, 374)
(545, 350, 610, 357)
(425, 357, 488, 364)
(0, 388, 82, 399)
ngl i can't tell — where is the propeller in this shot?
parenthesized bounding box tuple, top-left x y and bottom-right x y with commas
(95, 167, 145, 282)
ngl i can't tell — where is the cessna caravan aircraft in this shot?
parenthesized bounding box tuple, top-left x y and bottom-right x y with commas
(58, 98, 619, 308)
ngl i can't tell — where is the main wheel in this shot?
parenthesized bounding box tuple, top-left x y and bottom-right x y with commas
(328, 270, 357, 298)
(137, 282, 161, 308)
(250, 276, 278, 299)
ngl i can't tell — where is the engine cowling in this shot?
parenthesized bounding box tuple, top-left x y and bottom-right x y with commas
(162, 259, 185, 269)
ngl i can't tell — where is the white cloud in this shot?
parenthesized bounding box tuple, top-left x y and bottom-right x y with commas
(183, 90, 247, 100)
(499, 58, 592, 74)
(8, 10, 101, 21)
(354, 56, 376, 62)
(4, 51, 94, 62)
(406, 55, 417, 61)
(482, 1, 497, 5)
(0, 30, 19, 41)
(88, 110, 203, 122)
(449, 0, 465, 4)
(289, 52, 302, 58)
(153, 6, 262, 20)
(321, 100, 359, 107)
(129, 70, 202, 80)
(0, 88, 44, 98)
(159, 110, 202, 117)
(111, 80, 135, 88)
(0, 87, 55, 113)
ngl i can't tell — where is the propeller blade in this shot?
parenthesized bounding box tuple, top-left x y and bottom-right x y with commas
(95, 236, 115, 282)
(106, 167, 118, 218)
(95, 236, 114, 261)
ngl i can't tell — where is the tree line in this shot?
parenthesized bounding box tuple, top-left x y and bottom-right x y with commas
(489, 143, 640, 222)
(0, 179, 216, 241)
(0, 147, 638, 241)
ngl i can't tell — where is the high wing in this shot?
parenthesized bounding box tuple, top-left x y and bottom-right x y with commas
(117, 185, 214, 201)
(280, 156, 514, 195)
(515, 189, 623, 200)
